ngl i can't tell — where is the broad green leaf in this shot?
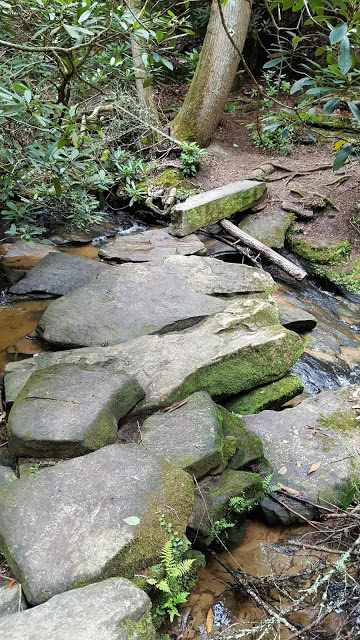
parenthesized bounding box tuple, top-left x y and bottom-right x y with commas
(12, 82, 27, 92)
(328, 64, 344, 77)
(156, 30, 164, 41)
(346, 100, 360, 123)
(71, 148, 79, 160)
(314, 47, 326, 56)
(282, 0, 295, 9)
(292, 0, 303, 11)
(329, 22, 347, 44)
(343, 486, 356, 510)
(8, 223, 17, 235)
(323, 97, 341, 114)
(306, 87, 332, 94)
(24, 89, 32, 103)
(263, 56, 287, 68)
(333, 143, 355, 171)
(338, 36, 352, 74)
(63, 23, 81, 39)
(123, 516, 140, 526)
(143, 76, 153, 88)
(160, 56, 173, 71)
(290, 77, 314, 94)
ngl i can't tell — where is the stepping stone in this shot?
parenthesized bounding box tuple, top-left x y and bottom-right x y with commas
(243, 385, 360, 524)
(0, 444, 193, 604)
(238, 211, 293, 249)
(1, 241, 58, 269)
(187, 470, 264, 546)
(7, 364, 145, 457)
(0, 582, 27, 618)
(224, 373, 304, 415)
(99, 228, 206, 263)
(9, 252, 109, 297)
(0, 578, 154, 639)
(5, 297, 304, 414)
(169, 180, 266, 236)
(141, 391, 224, 478)
(36, 256, 274, 348)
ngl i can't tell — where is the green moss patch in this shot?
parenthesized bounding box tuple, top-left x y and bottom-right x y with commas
(224, 373, 304, 415)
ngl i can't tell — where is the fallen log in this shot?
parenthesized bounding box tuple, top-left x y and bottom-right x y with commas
(220, 219, 307, 281)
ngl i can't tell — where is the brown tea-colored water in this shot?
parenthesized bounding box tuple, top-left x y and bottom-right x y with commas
(178, 521, 342, 640)
(0, 299, 50, 372)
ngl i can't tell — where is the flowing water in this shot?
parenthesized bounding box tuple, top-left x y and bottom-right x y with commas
(0, 241, 359, 637)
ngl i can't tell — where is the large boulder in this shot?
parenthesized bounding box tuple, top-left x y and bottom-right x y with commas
(9, 252, 109, 297)
(224, 373, 304, 415)
(243, 385, 360, 524)
(169, 180, 266, 236)
(0, 444, 194, 604)
(36, 256, 274, 348)
(99, 228, 206, 263)
(141, 391, 224, 478)
(7, 364, 145, 458)
(0, 582, 27, 618)
(0, 578, 155, 640)
(5, 298, 304, 413)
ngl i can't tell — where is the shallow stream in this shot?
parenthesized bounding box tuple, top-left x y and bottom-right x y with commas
(0, 240, 359, 638)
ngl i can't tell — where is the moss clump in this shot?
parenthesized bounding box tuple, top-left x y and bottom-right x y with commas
(310, 258, 360, 295)
(122, 611, 156, 640)
(153, 168, 190, 190)
(224, 373, 304, 415)
(83, 408, 117, 452)
(287, 234, 350, 265)
(317, 410, 359, 433)
(216, 405, 264, 469)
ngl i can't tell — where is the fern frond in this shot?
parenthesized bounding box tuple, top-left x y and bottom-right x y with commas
(168, 558, 194, 578)
(157, 579, 171, 593)
(161, 539, 176, 572)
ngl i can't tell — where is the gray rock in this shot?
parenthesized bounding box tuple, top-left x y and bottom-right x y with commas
(36, 256, 274, 348)
(169, 180, 266, 236)
(9, 252, 109, 297)
(281, 200, 313, 219)
(224, 374, 304, 415)
(216, 405, 264, 470)
(243, 385, 360, 524)
(0, 465, 16, 487)
(277, 302, 317, 333)
(49, 222, 118, 245)
(0, 444, 193, 604)
(5, 297, 304, 413)
(142, 391, 223, 478)
(187, 470, 263, 546)
(0, 578, 154, 640)
(0, 582, 27, 618)
(99, 228, 206, 263)
(0, 263, 25, 289)
(1, 241, 58, 270)
(7, 364, 145, 458)
(238, 211, 293, 249)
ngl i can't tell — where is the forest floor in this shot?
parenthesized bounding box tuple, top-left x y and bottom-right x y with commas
(157, 84, 360, 265)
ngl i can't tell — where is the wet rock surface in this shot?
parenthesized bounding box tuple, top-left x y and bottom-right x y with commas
(7, 364, 144, 457)
(0, 444, 193, 604)
(9, 252, 109, 297)
(0, 578, 154, 640)
(238, 211, 293, 249)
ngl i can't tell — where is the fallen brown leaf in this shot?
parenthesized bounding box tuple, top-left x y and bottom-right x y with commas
(308, 460, 321, 474)
(296, 461, 302, 468)
(278, 483, 301, 496)
(206, 607, 214, 634)
(278, 466, 287, 475)
(7, 579, 15, 589)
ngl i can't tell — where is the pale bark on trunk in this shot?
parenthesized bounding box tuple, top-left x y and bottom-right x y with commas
(129, 0, 162, 135)
(171, 0, 252, 146)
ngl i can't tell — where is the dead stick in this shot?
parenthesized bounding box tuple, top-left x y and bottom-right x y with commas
(270, 494, 321, 529)
(220, 219, 307, 281)
(199, 229, 260, 267)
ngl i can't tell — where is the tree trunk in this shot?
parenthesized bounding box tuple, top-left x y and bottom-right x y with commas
(171, 0, 252, 146)
(129, 0, 162, 135)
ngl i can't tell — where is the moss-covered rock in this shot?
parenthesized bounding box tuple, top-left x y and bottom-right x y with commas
(187, 469, 264, 547)
(153, 168, 191, 190)
(310, 258, 360, 296)
(224, 373, 304, 415)
(169, 180, 266, 236)
(238, 211, 294, 249)
(215, 405, 264, 470)
(0, 444, 194, 604)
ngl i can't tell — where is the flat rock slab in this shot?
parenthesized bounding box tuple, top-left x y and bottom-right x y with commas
(224, 373, 304, 415)
(0, 444, 193, 604)
(6, 298, 303, 414)
(1, 241, 58, 269)
(0, 578, 154, 640)
(36, 256, 274, 348)
(169, 180, 266, 236)
(141, 391, 223, 478)
(0, 582, 27, 618)
(277, 302, 317, 333)
(238, 212, 293, 249)
(7, 364, 144, 458)
(99, 228, 206, 263)
(187, 470, 263, 546)
(244, 385, 360, 524)
(9, 252, 109, 297)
